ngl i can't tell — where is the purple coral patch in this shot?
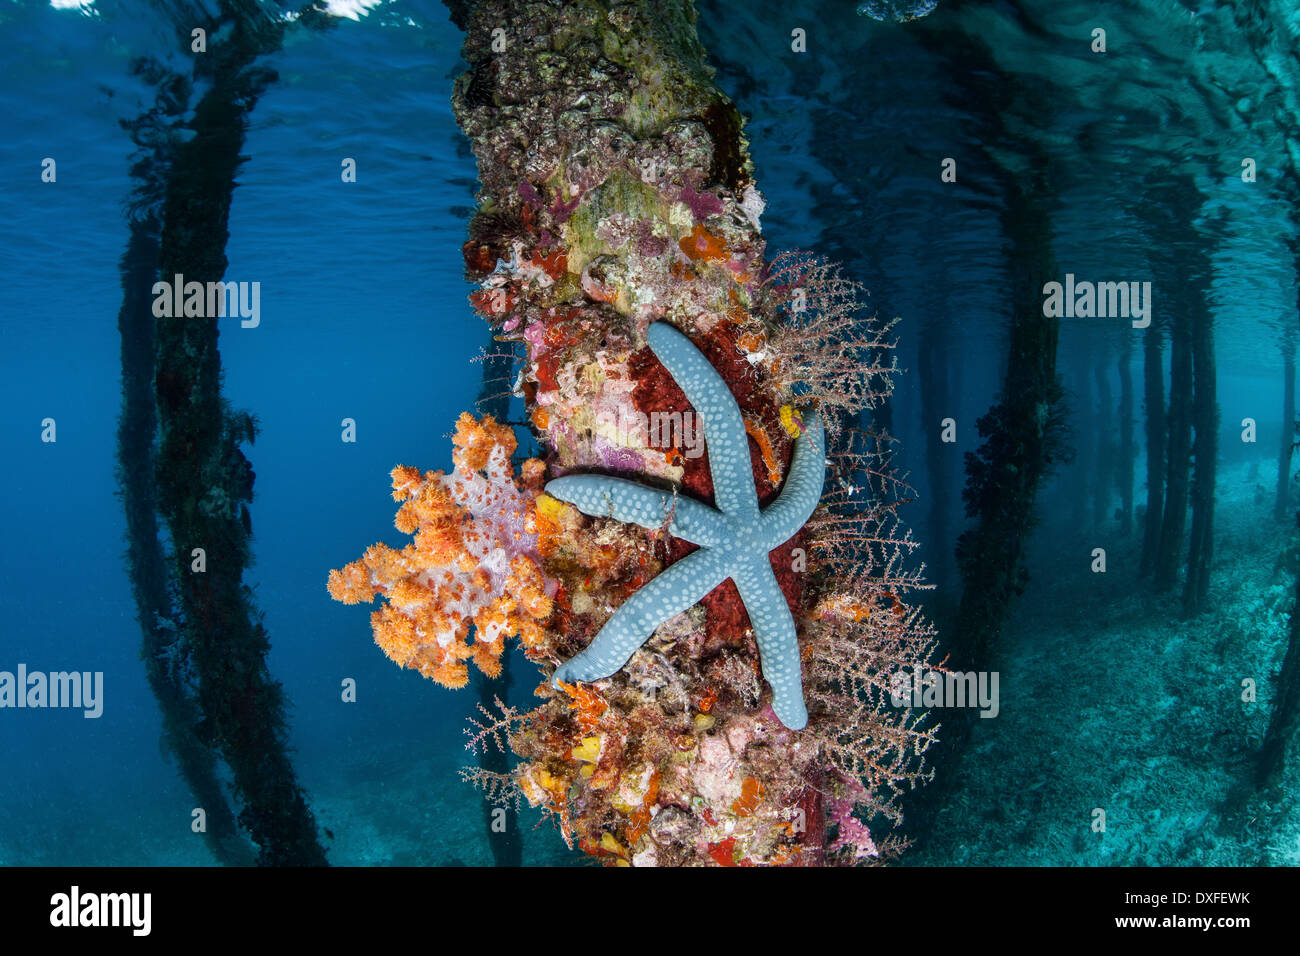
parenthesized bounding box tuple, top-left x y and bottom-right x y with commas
(679, 184, 724, 221)
(595, 438, 646, 473)
(518, 180, 542, 206)
(550, 188, 583, 224)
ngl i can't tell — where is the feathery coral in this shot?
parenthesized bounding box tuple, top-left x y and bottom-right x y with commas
(761, 251, 899, 437)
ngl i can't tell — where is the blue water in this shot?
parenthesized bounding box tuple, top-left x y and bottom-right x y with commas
(1, 0, 514, 865)
(2, 0, 1297, 865)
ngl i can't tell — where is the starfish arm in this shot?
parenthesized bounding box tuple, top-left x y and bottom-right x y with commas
(544, 474, 727, 547)
(757, 409, 827, 547)
(647, 322, 759, 519)
(732, 554, 809, 730)
(552, 548, 731, 686)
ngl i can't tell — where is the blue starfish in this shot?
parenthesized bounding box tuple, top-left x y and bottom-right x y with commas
(545, 321, 825, 730)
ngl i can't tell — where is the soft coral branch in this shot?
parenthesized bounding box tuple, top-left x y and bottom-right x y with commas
(327, 413, 556, 688)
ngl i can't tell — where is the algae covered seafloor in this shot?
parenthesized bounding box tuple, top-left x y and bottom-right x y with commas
(912, 459, 1300, 866)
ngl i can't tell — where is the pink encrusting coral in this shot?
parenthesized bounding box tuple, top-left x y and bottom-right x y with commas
(826, 773, 882, 861)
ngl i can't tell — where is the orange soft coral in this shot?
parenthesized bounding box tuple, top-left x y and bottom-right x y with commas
(678, 223, 729, 263)
(327, 413, 556, 688)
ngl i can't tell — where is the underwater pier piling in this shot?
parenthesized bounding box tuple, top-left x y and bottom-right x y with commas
(115, 1, 329, 866)
(469, 332, 523, 868)
(116, 164, 252, 866)
(445, 0, 843, 865)
(953, 173, 1065, 679)
(326, 0, 939, 865)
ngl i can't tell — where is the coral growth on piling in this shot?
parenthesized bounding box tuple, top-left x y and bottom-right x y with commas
(330, 0, 939, 866)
